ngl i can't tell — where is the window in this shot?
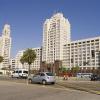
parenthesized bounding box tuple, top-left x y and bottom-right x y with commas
(15, 71, 18, 73)
(91, 50, 95, 58)
(23, 71, 28, 74)
(46, 72, 53, 76)
(40, 73, 45, 76)
(19, 71, 22, 73)
(71, 59, 74, 63)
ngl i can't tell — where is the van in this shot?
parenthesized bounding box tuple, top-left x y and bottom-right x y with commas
(76, 73, 93, 78)
(11, 69, 28, 78)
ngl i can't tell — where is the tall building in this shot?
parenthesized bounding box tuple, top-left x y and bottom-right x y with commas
(15, 47, 42, 70)
(41, 12, 100, 73)
(0, 24, 11, 69)
(42, 13, 71, 63)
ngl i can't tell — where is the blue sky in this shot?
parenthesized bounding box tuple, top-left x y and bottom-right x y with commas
(0, 0, 100, 57)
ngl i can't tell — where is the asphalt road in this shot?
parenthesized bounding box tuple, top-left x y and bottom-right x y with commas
(0, 75, 100, 94)
(0, 81, 100, 100)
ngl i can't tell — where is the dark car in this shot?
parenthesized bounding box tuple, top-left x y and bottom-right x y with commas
(91, 74, 100, 81)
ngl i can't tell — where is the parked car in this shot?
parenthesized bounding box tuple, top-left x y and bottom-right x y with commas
(76, 73, 93, 78)
(11, 69, 28, 78)
(28, 72, 55, 85)
(91, 74, 100, 81)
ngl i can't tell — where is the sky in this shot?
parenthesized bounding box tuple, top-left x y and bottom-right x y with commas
(0, 0, 100, 57)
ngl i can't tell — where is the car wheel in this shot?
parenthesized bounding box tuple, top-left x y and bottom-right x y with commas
(51, 82, 55, 85)
(19, 76, 22, 79)
(42, 80, 46, 85)
(11, 75, 13, 78)
(28, 79, 32, 84)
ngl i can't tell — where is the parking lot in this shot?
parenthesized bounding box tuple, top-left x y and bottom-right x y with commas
(0, 75, 100, 95)
(0, 80, 100, 100)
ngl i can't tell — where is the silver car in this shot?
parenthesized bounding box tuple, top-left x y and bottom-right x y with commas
(28, 72, 55, 85)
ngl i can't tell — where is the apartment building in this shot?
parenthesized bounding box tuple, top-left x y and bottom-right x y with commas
(63, 37, 100, 70)
(42, 13, 71, 63)
(0, 24, 11, 69)
(10, 58, 16, 70)
(32, 48, 42, 70)
(15, 48, 42, 70)
(15, 50, 24, 69)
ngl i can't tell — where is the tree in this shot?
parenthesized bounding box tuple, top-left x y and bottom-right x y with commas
(0, 56, 3, 69)
(59, 66, 67, 76)
(59, 67, 67, 73)
(71, 66, 80, 76)
(97, 67, 100, 74)
(20, 56, 25, 68)
(41, 61, 47, 72)
(20, 48, 36, 77)
(0, 56, 3, 63)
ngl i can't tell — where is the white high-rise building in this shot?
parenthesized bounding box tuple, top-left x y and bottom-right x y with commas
(42, 13, 71, 63)
(0, 24, 11, 69)
(15, 48, 42, 70)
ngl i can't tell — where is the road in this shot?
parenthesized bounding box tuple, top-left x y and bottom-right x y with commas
(0, 81, 100, 100)
(0, 75, 100, 94)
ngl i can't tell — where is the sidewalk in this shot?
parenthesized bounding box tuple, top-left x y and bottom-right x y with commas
(56, 77, 100, 95)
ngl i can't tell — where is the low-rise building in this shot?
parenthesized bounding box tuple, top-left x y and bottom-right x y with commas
(62, 36, 100, 71)
(10, 58, 16, 70)
(15, 47, 42, 70)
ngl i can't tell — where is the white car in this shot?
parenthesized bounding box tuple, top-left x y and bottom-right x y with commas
(11, 69, 28, 78)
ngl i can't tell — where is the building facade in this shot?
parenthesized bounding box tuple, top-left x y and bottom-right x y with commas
(42, 13, 71, 63)
(63, 37, 100, 70)
(15, 47, 42, 70)
(41, 13, 100, 73)
(15, 50, 24, 69)
(0, 24, 11, 69)
(10, 58, 16, 70)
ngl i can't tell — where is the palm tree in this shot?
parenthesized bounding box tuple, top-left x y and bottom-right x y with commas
(0, 56, 4, 70)
(71, 66, 79, 76)
(20, 56, 25, 68)
(0, 56, 3, 69)
(97, 67, 100, 74)
(20, 48, 36, 77)
(0, 56, 3, 63)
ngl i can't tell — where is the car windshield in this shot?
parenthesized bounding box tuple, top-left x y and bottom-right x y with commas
(23, 71, 28, 74)
(19, 71, 22, 73)
(46, 72, 54, 76)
